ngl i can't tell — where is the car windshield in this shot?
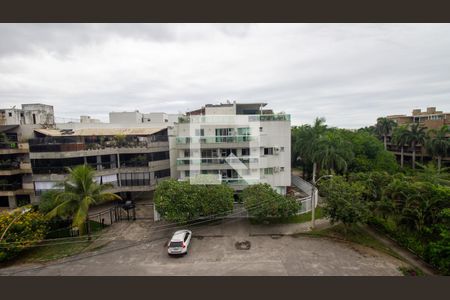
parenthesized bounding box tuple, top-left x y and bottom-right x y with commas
(169, 241, 183, 248)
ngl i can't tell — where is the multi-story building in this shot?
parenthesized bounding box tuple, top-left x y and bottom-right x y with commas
(171, 101, 291, 195)
(29, 128, 171, 202)
(385, 106, 449, 165)
(0, 104, 55, 209)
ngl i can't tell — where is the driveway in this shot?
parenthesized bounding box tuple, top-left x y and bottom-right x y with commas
(0, 219, 406, 276)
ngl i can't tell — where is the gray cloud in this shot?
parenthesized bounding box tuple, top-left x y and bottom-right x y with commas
(0, 23, 449, 128)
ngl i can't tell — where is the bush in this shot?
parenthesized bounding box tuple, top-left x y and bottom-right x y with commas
(0, 210, 48, 262)
(320, 176, 370, 229)
(242, 184, 300, 222)
(154, 179, 234, 223)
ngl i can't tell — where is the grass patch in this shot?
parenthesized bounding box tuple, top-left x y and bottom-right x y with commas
(250, 207, 324, 225)
(295, 223, 403, 261)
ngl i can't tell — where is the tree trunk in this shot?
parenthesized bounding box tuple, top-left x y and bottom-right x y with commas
(438, 157, 442, 172)
(412, 142, 416, 169)
(400, 146, 404, 168)
(383, 135, 387, 150)
(312, 162, 317, 184)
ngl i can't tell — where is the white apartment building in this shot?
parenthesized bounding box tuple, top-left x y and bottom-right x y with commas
(171, 101, 291, 195)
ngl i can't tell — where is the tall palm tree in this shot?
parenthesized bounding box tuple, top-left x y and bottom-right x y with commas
(426, 125, 449, 171)
(391, 125, 409, 168)
(293, 117, 327, 182)
(313, 132, 354, 175)
(47, 165, 121, 234)
(375, 117, 397, 150)
(404, 123, 427, 169)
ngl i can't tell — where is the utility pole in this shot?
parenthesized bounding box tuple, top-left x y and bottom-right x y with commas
(310, 175, 333, 230)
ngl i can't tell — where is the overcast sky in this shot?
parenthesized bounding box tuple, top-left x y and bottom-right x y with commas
(0, 23, 449, 128)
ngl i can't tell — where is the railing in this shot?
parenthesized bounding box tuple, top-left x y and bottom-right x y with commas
(0, 142, 18, 149)
(178, 114, 290, 123)
(176, 135, 254, 144)
(176, 157, 259, 166)
(32, 162, 116, 174)
(0, 182, 22, 191)
(0, 161, 20, 170)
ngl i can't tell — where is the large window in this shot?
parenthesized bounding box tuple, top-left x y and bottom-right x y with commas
(154, 169, 170, 178)
(120, 172, 150, 186)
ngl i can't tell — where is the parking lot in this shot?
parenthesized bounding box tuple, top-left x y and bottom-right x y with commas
(1, 219, 406, 276)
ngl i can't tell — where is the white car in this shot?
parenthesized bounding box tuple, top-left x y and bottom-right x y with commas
(167, 230, 192, 256)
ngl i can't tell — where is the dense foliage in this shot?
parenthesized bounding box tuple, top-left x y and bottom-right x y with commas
(241, 184, 300, 222)
(292, 119, 398, 180)
(0, 210, 48, 262)
(154, 179, 234, 222)
(318, 166, 450, 274)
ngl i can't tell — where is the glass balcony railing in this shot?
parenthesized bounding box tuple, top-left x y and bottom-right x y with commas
(176, 135, 254, 144)
(176, 157, 259, 166)
(178, 114, 290, 124)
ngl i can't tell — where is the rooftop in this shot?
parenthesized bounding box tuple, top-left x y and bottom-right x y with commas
(34, 127, 165, 137)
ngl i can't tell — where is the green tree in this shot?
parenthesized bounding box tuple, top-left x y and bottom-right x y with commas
(392, 125, 409, 168)
(45, 165, 121, 234)
(415, 162, 450, 186)
(320, 176, 371, 231)
(426, 125, 449, 171)
(375, 117, 397, 150)
(242, 184, 300, 222)
(404, 123, 427, 169)
(313, 131, 354, 175)
(0, 210, 48, 262)
(154, 179, 234, 223)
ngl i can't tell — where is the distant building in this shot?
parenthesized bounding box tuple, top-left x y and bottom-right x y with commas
(0, 104, 55, 209)
(384, 106, 449, 166)
(387, 107, 450, 129)
(109, 111, 181, 126)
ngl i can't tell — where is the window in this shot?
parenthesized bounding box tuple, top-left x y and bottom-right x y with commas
(280, 147, 285, 152)
(237, 127, 250, 136)
(195, 128, 204, 136)
(259, 127, 263, 132)
(215, 128, 233, 136)
(264, 148, 274, 155)
(280, 167, 285, 172)
(264, 168, 273, 175)
(241, 148, 250, 156)
(155, 169, 170, 178)
(185, 170, 190, 177)
(184, 233, 190, 242)
(8, 112, 12, 117)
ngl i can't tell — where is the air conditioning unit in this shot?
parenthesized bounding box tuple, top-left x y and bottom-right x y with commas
(274, 166, 280, 173)
(274, 146, 280, 155)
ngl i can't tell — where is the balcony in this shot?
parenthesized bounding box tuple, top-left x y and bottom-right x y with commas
(176, 157, 258, 166)
(176, 135, 255, 145)
(0, 142, 29, 154)
(0, 161, 32, 175)
(178, 114, 290, 123)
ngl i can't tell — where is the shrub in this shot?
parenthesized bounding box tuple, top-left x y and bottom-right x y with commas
(154, 179, 234, 223)
(0, 210, 48, 262)
(242, 184, 300, 222)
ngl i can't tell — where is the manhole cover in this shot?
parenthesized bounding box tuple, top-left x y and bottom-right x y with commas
(235, 240, 251, 250)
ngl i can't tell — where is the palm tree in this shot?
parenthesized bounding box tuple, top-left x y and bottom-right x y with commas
(415, 162, 450, 186)
(313, 132, 354, 175)
(47, 165, 121, 235)
(391, 125, 409, 168)
(292, 117, 327, 182)
(404, 123, 427, 169)
(426, 125, 449, 171)
(375, 117, 397, 150)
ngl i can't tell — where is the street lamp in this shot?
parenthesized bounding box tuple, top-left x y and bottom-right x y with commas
(310, 175, 333, 229)
(0, 207, 32, 242)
